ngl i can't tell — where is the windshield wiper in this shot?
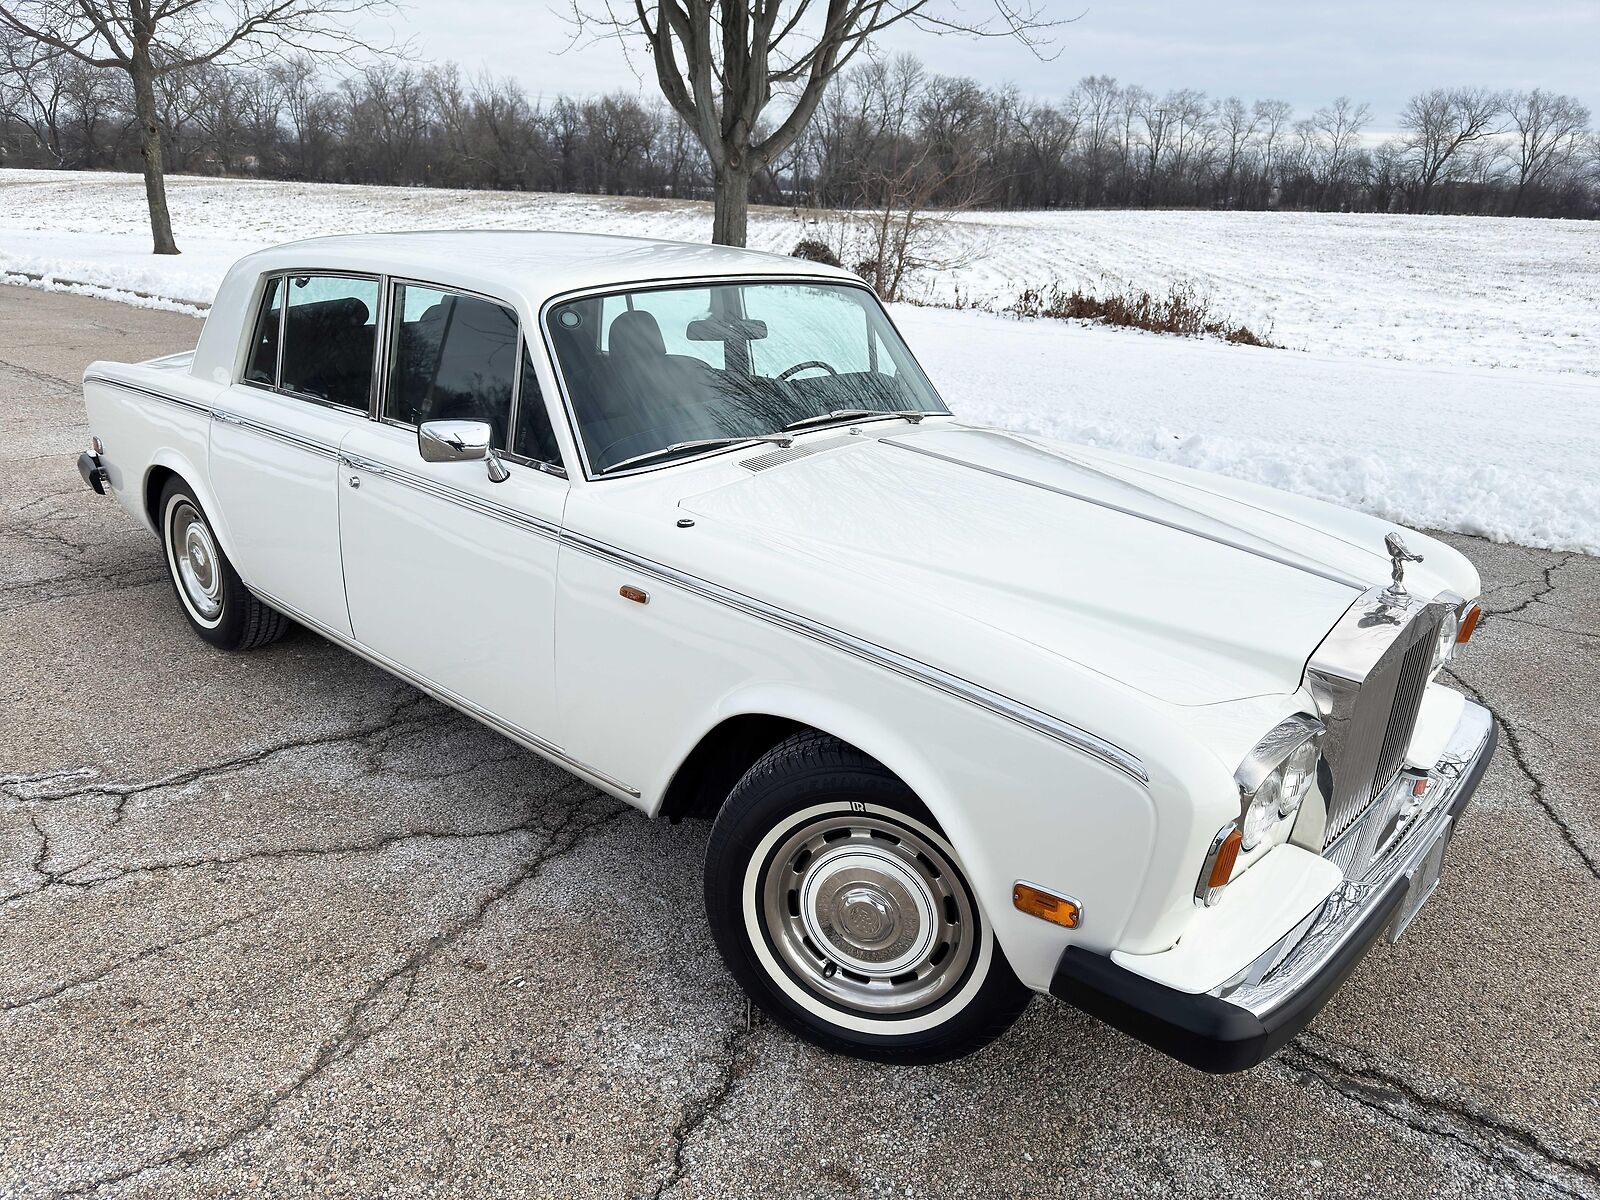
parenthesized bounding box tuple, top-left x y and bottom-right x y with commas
(782, 409, 949, 432)
(602, 435, 795, 475)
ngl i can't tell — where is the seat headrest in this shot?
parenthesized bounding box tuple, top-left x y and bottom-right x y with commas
(609, 309, 667, 361)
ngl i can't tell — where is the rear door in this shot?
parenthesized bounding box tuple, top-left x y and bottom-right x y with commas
(337, 280, 573, 749)
(209, 272, 382, 636)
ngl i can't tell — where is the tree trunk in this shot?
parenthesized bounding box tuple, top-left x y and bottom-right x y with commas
(129, 52, 180, 255)
(711, 165, 750, 247)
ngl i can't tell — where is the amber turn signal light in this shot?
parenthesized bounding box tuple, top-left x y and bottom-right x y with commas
(1013, 882, 1081, 929)
(1207, 828, 1243, 890)
(1457, 604, 1481, 644)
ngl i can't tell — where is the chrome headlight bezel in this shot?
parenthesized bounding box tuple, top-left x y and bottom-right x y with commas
(1234, 714, 1325, 852)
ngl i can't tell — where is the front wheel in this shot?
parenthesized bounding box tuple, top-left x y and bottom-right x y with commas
(705, 731, 1031, 1062)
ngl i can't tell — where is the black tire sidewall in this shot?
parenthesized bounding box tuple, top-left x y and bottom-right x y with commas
(705, 738, 1030, 1063)
(158, 478, 252, 650)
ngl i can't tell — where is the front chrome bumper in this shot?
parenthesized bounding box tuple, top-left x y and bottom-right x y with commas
(1049, 698, 1496, 1073)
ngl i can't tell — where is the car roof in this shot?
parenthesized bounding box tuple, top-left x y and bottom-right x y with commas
(232, 230, 859, 307)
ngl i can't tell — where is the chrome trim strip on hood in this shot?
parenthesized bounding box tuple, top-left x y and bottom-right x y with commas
(881, 431, 1368, 592)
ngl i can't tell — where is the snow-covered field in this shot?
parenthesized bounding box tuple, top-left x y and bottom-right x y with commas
(3, 168, 1597, 553)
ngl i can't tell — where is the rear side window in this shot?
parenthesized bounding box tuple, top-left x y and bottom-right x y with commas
(279, 275, 379, 410)
(386, 283, 518, 450)
(244, 276, 281, 385)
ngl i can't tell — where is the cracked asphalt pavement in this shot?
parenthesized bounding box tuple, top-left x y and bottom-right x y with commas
(2, 284, 1597, 1199)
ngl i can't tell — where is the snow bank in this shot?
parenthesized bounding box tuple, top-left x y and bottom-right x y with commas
(2, 168, 1596, 554)
(894, 307, 1600, 556)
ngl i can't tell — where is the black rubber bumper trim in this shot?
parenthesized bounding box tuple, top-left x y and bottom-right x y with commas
(77, 451, 108, 495)
(1050, 719, 1497, 1074)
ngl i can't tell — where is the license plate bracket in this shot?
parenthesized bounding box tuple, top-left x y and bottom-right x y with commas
(1387, 816, 1454, 944)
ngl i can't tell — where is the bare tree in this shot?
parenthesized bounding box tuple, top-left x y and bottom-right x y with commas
(1309, 95, 1370, 206)
(1214, 96, 1257, 207)
(1505, 88, 1590, 215)
(1, 24, 69, 162)
(1396, 85, 1504, 213)
(0, 0, 394, 253)
(571, 1, 1057, 246)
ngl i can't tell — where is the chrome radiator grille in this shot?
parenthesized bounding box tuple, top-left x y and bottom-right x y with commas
(1308, 595, 1446, 858)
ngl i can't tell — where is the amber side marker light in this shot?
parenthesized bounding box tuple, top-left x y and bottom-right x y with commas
(1013, 882, 1082, 929)
(1457, 604, 1482, 644)
(1208, 829, 1244, 890)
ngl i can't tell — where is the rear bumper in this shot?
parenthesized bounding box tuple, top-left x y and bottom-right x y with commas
(1050, 699, 1496, 1073)
(77, 450, 108, 495)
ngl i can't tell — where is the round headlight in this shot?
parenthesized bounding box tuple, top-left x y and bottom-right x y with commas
(1241, 769, 1282, 851)
(1278, 738, 1319, 819)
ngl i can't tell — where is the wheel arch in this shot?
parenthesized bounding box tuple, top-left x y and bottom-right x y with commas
(142, 452, 241, 563)
(653, 686, 979, 861)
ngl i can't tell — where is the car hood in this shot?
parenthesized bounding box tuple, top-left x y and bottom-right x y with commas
(678, 425, 1474, 707)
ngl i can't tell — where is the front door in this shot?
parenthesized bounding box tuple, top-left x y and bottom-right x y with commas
(337, 280, 570, 747)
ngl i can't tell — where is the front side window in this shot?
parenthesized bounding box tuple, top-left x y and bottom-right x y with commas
(387, 283, 518, 450)
(279, 275, 379, 410)
(546, 280, 946, 475)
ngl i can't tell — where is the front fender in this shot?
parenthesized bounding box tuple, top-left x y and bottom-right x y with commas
(679, 680, 1162, 994)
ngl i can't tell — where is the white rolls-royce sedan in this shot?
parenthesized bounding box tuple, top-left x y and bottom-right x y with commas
(76, 231, 1495, 1068)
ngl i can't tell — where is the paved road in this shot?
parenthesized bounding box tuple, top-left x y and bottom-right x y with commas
(2, 283, 1597, 1199)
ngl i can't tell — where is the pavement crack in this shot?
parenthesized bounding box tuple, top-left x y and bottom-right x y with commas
(1489, 612, 1600, 645)
(36, 813, 577, 894)
(648, 1014, 760, 1200)
(1445, 668, 1600, 881)
(46, 797, 629, 1198)
(2, 693, 441, 829)
(1481, 552, 1578, 619)
(2, 909, 266, 1013)
(1282, 1037, 1600, 1198)
(0, 353, 76, 390)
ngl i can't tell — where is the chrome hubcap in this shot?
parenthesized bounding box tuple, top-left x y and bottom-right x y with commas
(761, 812, 975, 1015)
(170, 500, 223, 620)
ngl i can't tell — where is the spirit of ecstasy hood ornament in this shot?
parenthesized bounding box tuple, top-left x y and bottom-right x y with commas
(1383, 532, 1424, 600)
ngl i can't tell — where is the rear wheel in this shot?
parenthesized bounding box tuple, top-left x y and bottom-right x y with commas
(705, 730, 1031, 1062)
(159, 477, 289, 651)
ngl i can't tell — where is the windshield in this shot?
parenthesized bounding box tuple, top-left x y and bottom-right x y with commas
(543, 280, 948, 474)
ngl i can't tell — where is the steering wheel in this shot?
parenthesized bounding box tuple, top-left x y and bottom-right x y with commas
(777, 360, 838, 382)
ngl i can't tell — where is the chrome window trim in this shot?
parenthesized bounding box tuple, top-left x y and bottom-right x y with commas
(534, 273, 952, 483)
(246, 583, 639, 799)
(232, 269, 384, 416)
(376, 276, 568, 476)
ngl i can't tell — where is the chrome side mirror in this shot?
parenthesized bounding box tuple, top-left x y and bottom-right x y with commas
(417, 419, 510, 483)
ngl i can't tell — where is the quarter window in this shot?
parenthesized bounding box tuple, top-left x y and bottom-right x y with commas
(244, 276, 281, 385)
(386, 284, 519, 450)
(279, 275, 380, 410)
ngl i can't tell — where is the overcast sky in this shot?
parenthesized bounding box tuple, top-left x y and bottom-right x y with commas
(364, 2, 1599, 129)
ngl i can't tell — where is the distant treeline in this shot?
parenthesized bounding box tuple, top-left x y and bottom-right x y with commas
(3, 46, 1595, 219)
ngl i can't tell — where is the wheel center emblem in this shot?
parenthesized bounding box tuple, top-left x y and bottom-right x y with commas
(838, 886, 893, 942)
